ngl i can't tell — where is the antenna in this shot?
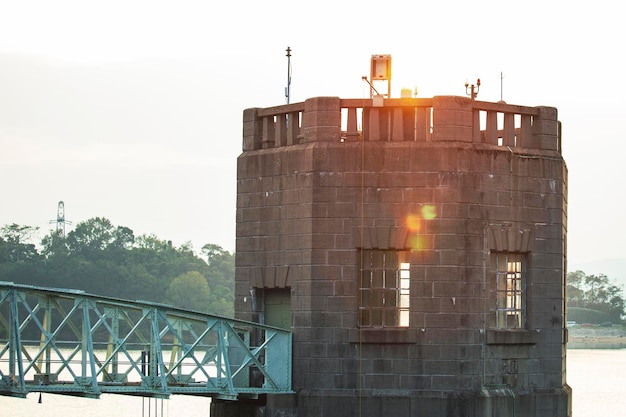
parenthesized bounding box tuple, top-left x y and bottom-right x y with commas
(50, 201, 72, 237)
(500, 71, 505, 102)
(465, 78, 481, 100)
(285, 46, 292, 104)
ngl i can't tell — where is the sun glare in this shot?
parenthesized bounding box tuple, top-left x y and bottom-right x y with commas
(421, 205, 437, 220)
(407, 235, 427, 251)
(405, 205, 436, 250)
(406, 214, 422, 232)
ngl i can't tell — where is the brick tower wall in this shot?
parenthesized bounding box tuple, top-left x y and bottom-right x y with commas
(226, 96, 571, 417)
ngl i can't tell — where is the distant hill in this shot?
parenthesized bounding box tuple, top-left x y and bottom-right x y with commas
(568, 258, 626, 288)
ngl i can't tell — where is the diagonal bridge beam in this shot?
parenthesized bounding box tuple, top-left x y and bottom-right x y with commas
(0, 282, 292, 400)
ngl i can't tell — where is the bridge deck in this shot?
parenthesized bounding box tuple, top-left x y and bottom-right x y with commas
(0, 282, 291, 400)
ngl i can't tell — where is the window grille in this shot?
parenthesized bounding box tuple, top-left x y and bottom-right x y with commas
(359, 249, 410, 327)
(495, 253, 526, 329)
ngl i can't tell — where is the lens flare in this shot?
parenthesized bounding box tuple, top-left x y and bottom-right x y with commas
(421, 204, 437, 220)
(405, 205, 436, 251)
(406, 214, 422, 232)
(408, 234, 426, 251)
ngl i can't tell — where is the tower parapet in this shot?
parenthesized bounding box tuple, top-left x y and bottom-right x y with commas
(243, 96, 560, 153)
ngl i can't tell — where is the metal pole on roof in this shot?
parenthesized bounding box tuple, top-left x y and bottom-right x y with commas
(285, 47, 292, 104)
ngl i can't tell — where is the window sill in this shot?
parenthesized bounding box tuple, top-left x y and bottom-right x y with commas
(349, 328, 416, 344)
(486, 329, 540, 345)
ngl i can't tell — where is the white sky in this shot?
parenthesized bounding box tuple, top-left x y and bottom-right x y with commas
(0, 0, 624, 270)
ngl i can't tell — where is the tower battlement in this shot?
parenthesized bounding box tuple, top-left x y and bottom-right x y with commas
(243, 96, 560, 153)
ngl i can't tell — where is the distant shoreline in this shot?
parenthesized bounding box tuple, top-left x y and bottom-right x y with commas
(568, 337, 626, 349)
(567, 326, 626, 349)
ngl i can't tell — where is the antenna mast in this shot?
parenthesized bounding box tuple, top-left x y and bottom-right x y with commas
(285, 46, 292, 104)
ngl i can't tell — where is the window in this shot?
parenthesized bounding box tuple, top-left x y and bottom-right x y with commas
(494, 253, 526, 329)
(359, 249, 410, 327)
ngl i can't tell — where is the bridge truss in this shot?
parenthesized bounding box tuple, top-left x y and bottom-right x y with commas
(0, 282, 291, 400)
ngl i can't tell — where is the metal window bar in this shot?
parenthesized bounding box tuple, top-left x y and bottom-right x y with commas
(495, 254, 525, 329)
(359, 250, 410, 328)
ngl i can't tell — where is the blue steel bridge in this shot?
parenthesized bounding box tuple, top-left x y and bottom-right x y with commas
(0, 282, 291, 401)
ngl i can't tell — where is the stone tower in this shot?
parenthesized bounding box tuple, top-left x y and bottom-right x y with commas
(219, 96, 571, 416)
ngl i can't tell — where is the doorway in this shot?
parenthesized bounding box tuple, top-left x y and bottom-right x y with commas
(263, 288, 291, 330)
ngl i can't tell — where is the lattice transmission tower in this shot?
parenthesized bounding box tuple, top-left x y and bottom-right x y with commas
(50, 201, 72, 237)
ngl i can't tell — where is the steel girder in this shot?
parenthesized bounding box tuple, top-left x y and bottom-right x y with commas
(0, 282, 291, 400)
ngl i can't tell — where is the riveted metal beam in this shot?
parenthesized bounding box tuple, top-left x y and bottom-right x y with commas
(0, 282, 292, 400)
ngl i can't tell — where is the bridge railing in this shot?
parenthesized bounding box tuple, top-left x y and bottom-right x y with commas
(0, 282, 291, 399)
(242, 96, 561, 153)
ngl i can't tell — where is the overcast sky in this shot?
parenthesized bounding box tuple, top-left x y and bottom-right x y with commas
(0, 1, 624, 273)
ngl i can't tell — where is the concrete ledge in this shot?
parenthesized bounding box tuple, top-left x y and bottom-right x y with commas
(486, 329, 540, 345)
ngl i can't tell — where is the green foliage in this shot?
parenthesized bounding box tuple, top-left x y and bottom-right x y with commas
(166, 271, 212, 312)
(0, 224, 40, 263)
(0, 219, 235, 317)
(567, 270, 625, 323)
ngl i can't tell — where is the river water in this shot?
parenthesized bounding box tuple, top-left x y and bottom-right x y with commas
(567, 349, 626, 417)
(1, 392, 211, 417)
(1, 349, 623, 416)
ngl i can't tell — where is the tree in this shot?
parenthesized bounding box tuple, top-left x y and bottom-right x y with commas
(111, 226, 135, 250)
(134, 234, 171, 251)
(567, 270, 625, 322)
(202, 243, 235, 289)
(567, 270, 585, 289)
(202, 244, 228, 264)
(66, 217, 116, 256)
(0, 218, 235, 317)
(166, 271, 212, 312)
(607, 284, 626, 321)
(0, 224, 45, 285)
(41, 229, 70, 258)
(0, 224, 40, 263)
(584, 274, 609, 305)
